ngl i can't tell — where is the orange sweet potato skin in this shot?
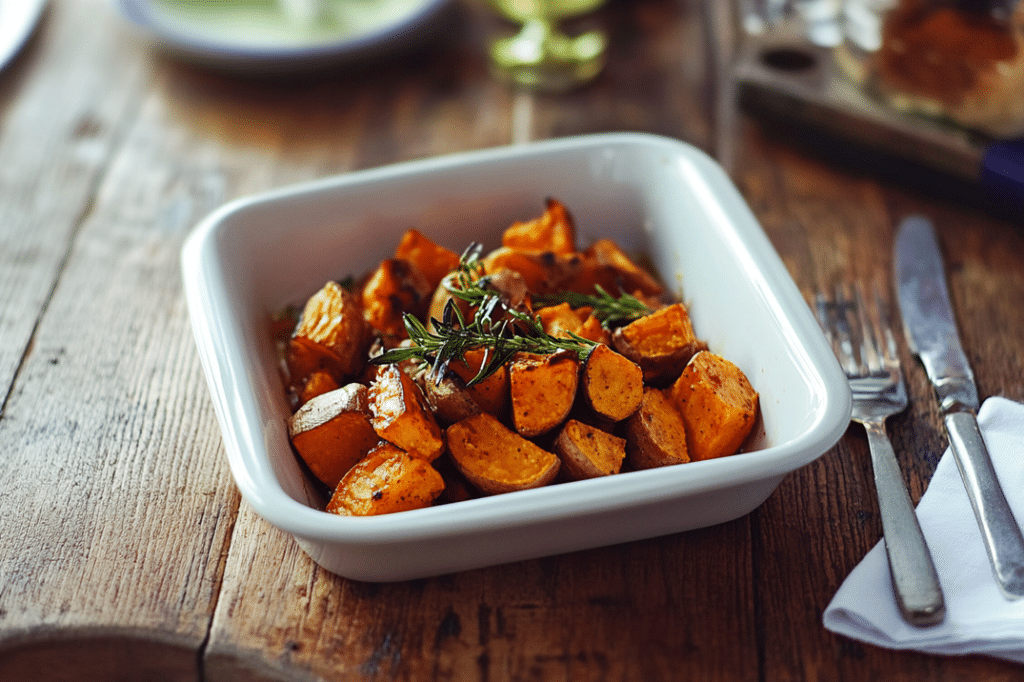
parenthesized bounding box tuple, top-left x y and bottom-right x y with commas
(555, 419, 626, 480)
(288, 384, 380, 487)
(509, 351, 580, 437)
(623, 387, 691, 469)
(394, 229, 460, 290)
(668, 351, 759, 461)
(362, 258, 433, 338)
(447, 413, 561, 494)
(327, 444, 445, 516)
(369, 364, 446, 461)
(612, 303, 706, 384)
(581, 343, 643, 422)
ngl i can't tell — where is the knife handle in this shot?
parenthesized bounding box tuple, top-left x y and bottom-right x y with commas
(945, 411, 1024, 599)
(865, 421, 946, 625)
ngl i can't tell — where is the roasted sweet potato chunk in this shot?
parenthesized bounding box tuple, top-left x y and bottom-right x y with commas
(369, 363, 445, 461)
(288, 384, 380, 487)
(581, 343, 643, 421)
(326, 444, 445, 516)
(509, 350, 580, 437)
(565, 239, 663, 297)
(555, 419, 626, 480)
(447, 348, 509, 415)
(394, 229, 460, 290)
(419, 372, 483, 425)
(362, 258, 433, 338)
(669, 350, 758, 461)
(612, 303, 706, 384)
(288, 281, 370, 385)
(297, 370, 341, 406)
(623, 387, 690, 469)
(481, 247, 580, 295)
(447, 413, 560, 494)
(501, 197, 577, 255)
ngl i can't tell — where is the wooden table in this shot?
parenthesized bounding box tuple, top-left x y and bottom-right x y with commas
(2, 1, 1023, 680)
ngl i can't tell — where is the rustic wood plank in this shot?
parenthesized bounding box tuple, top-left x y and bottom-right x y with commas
(732, 114, 1024, 680)
(0, 2, 240, 678)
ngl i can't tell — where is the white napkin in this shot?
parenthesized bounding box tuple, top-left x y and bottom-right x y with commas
(824, 397, 1024, 663)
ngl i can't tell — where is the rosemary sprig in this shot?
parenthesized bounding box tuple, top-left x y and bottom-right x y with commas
(534, 285, 653, 328)
(369, 243, 597, 386)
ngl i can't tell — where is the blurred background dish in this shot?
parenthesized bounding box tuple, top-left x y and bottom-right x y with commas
(110, 0, 452, 73)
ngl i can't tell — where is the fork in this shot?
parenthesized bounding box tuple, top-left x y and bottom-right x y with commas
(816, 283, 946, 627)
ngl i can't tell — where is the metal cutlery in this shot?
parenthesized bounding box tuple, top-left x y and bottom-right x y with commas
(816, 283, 946, 626)
(895, 214, 1024, 600)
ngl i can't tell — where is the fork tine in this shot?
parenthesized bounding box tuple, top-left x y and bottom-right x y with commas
(853, 282, 884, 374)
(873, 282, 901, 369)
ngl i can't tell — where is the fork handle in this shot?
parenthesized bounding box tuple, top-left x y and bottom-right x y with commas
(864, 420, 946, 626)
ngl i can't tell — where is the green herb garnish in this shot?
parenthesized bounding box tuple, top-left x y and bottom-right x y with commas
(370, 242, 651, 386)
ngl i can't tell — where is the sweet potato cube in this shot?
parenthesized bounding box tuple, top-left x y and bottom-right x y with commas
(297, 370, 340, 406)
(481, 247, 580, 295)
(509, 350, 580, 437)
(555, 419, 626, 480)
(361, 258, 433, 338)
(575, 314, 612, 345)
(326, 444, 445, 516)
(288, 384, 380, 487)
(581, 343, 643, 422)
(623, 387, 690, 469)
(394, 229, 461, 290)
(564, 239, 663, 297)
(669, 351, 759, 461)
(612, 303, 706, 384)
(447, 348, 509, 415)
(369, 363, 445, 461)
(536, 302, 585, 339)
(290, 281, 370, 384)
(501, 198, 577, 255)
(447, 413, 560, 494)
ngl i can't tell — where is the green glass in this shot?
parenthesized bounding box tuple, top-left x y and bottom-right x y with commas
(487, 0, 607, 91)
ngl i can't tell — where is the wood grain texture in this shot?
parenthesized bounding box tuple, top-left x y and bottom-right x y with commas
(2, 0, 1024, 680)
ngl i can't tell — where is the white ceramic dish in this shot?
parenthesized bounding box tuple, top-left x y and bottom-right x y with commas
(110, 0, 451, 73)
(182, 132, 852, 582)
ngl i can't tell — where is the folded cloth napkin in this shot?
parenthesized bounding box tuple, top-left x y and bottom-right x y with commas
(824, 396, 1024, 663)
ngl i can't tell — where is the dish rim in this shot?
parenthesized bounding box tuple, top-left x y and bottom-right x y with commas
(181, 132, 852, 547)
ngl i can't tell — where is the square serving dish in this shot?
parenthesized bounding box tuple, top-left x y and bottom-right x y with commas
(182, 132, 852, 582)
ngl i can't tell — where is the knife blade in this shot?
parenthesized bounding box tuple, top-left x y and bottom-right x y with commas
(895, 214, 1024, 599)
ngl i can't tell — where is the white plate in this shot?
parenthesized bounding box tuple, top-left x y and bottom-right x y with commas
(111, 0, 451, 72)
(182, 133, 852, 582)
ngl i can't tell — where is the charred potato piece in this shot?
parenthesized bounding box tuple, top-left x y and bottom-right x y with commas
(288, 383, 380, 487)
(447, 348, 509, 416)
(669, 350, 758, 461)
(419, 371, 483, 425)
(394, 229, 460, 290)
(362, 258, 433, 338)
(481, 247, 581, 295)
(509, 350, 580, 437)
(554, 419, 626, 480)
(326, 443, 445, 516)
(623, 387, 691, 469)
(369, 363, 445, 461)
(447, 413, 560, 494)
(288, 281, 370, 386)
(501, 197, 577, 255)
(581, 343, 643, 422)
(612, 303, 706, 384)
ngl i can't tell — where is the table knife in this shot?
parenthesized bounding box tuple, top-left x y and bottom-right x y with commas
(894, 214, 1024, 599)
